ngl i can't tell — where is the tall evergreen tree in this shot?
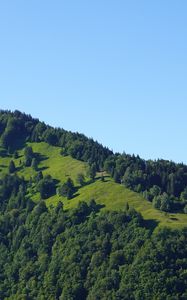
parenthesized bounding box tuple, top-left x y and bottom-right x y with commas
(9, 160, 16, 173)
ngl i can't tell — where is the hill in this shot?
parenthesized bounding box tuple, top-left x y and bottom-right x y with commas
(1, 109, 187, 218)
(0, 110, 187, 299)
(0, 141, 187, 229)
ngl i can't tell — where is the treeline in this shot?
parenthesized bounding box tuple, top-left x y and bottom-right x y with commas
(0, 110, 112, 170)
(104, 154, 187, 213)
(1, 110, 187, 213)
(0, 173, 187, 299)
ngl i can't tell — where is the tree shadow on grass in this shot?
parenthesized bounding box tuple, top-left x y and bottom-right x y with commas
(169, 217, 178, 221)
(77, 180, 93, 189)
(94, 203, 105, 211)
(77, 177, 110, 190)
(32, 153, 49, 172)
(96, 174, 111, 180)
(0, 164, 7, 168)
(72, 192, 80, 198)
(37, 166, 49, 172)
(16, 165, 24, 172)
(54, 178, 60, 185)
(35, 153, 49, 162)
(101, 178, 111, 183)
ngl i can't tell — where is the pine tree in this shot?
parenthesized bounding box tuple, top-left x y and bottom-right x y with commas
(9, 160, 16, 173)
(31, 158, 38, 171)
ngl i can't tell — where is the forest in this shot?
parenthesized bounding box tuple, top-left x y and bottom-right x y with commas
(0, 110, 187, 299)
(0, 172, 187, 299)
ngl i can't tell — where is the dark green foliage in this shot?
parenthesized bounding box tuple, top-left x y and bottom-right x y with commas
(180, 187, 187, 202)
(31, 122, 47, 142)
(43, 128, 58, 146)
(120, 228, 187, 299)
(0, 110, 37, 151)
(57, 178, 75, 199)
(76, 173, 85, 186)
(113, 170, 121, 183)
(33, 199, 47, 215)
(24, 146, 34, 167)
(0, 180, 186, 299)
(153, 193, 171, 212)
(9, 160, 16, 173)
(13, 150, 19, 159)
(37, 175, 56, 199)
(0, 174, 25, 211)
(31, 157, 38, 171)
(88, 163, 97, 181)
(35, 171, 43, 183)
(24, 146, 33, 158)
(0, 117, 20, 149)
(104, 154, 187, 213)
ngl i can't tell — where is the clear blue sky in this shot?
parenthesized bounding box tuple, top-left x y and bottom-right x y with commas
(0, 1, 187, 163)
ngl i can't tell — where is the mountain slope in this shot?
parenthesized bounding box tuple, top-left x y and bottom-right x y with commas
(1, 141, 186, 229)
(0, 110, 187, 299)
(1, 109, 187, 217)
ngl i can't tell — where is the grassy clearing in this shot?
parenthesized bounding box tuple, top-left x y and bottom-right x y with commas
(0, 142, 187, 229)
(47, 179, 187, 230)
(25, 142, 87, 182)
(0, 142, 87, 181)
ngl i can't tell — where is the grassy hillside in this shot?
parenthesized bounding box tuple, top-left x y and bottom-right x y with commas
(0, 142, 187, 229)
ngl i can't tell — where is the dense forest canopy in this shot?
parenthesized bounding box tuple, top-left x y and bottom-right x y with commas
(0, 109, 187, 214)
(0, 172, 187, 299)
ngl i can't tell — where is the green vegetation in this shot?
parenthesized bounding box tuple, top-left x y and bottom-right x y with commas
(8, 160, 16, 174)
(104, 154, 187, 214)
(1, 109, 187, 214)
(24, 146, 34, 167)
(0, 110, 187, 299)
(76, 173, 85, 186)
(57, 178, 75, 199)
(37, 175, 56, 199)
(60, 179, 187, 229)
(0, 182, 187, 299)
(1, 141, 187, 228)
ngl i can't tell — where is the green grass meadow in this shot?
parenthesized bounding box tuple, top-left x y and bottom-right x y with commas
(0, 142, 187, 229)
